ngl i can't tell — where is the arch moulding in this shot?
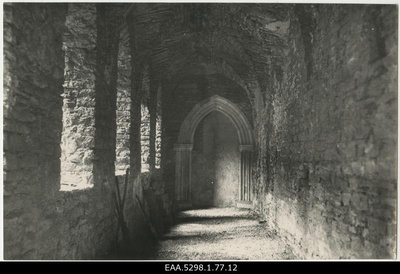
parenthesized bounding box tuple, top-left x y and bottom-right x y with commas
(174, 95, 254, 210)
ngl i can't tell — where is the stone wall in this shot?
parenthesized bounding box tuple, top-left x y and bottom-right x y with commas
(140, 65, 151, 172)
(192, 111, 240, 207)
(156, 90, 162, 169)
(116, 28, 131, 175)
(60, 3, 97, 190)
(253, 4, 397, 259)
(3, 3, 144, 259)
(2, 3, 120, 259)
(138, 68, 163, 173)
(141, 104, 151, 172)
(4, 3, 68, 259)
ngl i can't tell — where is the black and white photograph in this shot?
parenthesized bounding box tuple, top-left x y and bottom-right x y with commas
(1, 0, 398, 263)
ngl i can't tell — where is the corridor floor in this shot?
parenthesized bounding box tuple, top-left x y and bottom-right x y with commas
(152, 207, 296, 260)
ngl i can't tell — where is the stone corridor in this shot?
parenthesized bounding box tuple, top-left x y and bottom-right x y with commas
(152, 207, 295, 260)
(3, 3, 398, 260)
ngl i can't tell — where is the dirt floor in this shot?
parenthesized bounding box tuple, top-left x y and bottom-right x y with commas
(150, 207, 296, 260)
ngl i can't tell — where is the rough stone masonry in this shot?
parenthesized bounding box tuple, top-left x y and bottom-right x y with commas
(3, 3, 398, 260)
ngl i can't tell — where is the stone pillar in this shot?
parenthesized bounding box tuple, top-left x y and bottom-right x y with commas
(174, 144, 193, 209)
(92, 4, 121, 191)
(239, 145, 253, 203)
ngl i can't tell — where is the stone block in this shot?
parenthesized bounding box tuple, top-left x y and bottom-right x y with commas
(348, 177, 360, 190)
(348, 225, 357, 234)
(350, 161, 365, 176)
(351, 193, 369, 211)
(372, 208, 395, 221)
(341, 193, 351, 206)
(368, 218, 387, 235)
(350, 236, 364, 251)
(381, 197, 396, 207)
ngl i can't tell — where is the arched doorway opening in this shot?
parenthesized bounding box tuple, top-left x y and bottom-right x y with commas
(191, 111, 239, 208)
(174, 95, 254, 210)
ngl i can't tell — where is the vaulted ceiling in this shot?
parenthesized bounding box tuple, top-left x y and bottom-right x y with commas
(122, 3, 292, 105)
(63, 3, 301, 110)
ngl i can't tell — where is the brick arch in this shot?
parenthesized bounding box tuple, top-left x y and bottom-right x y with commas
(174, 95, 254, 210)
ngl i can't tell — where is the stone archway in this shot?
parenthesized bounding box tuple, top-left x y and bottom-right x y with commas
(174, 95, 254, 209)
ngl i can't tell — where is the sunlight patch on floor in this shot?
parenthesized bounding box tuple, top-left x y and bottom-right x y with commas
(154, 207, 295, 260)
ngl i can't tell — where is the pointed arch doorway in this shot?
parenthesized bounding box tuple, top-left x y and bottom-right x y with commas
(174, 95, 254, 210)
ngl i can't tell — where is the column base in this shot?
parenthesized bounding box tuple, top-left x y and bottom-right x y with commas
(236, 200, 253, 209)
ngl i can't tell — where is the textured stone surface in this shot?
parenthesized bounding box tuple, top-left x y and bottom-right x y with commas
(139, 68, 163, 173)
(60, 3, 97, 190)
(116, 27, 131, 175)
(252, 5, 397, 259)
(3, 3, 69, 259)
(3, 3, 139, 260)
(141, 104, 151, 172)
(192, 111, 240, 207)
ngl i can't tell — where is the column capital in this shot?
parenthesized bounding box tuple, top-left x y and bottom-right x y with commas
(239, 144, 254, 152)
(174, 143, 193, 151)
